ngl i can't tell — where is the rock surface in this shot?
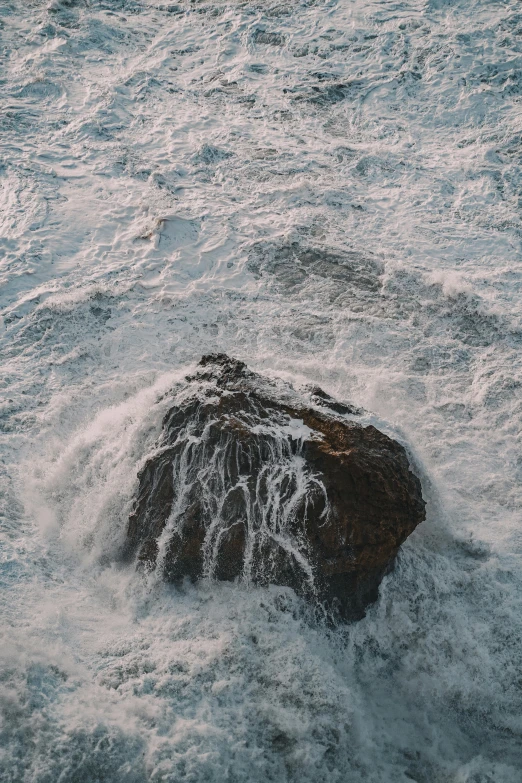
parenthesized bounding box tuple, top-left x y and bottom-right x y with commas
(126, 354, 425, 620)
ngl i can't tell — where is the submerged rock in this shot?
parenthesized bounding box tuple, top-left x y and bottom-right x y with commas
(126, 354, 425, 620)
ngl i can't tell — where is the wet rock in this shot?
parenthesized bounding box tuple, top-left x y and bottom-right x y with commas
(125, 354, 425, 620)
(307, 385, 363, 416)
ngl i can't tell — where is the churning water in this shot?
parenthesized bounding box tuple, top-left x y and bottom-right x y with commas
(1, 0, 522, 780)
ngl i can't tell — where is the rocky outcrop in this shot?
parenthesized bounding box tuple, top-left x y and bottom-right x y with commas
(125, 354, 425, 620)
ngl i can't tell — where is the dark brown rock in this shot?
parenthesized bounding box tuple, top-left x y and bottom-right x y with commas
(125, 354, 425, 620)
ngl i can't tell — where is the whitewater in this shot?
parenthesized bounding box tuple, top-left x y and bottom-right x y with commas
(1, 0, 522, 780)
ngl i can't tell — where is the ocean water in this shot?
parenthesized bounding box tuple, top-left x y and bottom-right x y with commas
(1, 0, 522, 780)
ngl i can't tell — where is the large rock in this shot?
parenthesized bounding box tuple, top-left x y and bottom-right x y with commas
(125, 354, 425, 620)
